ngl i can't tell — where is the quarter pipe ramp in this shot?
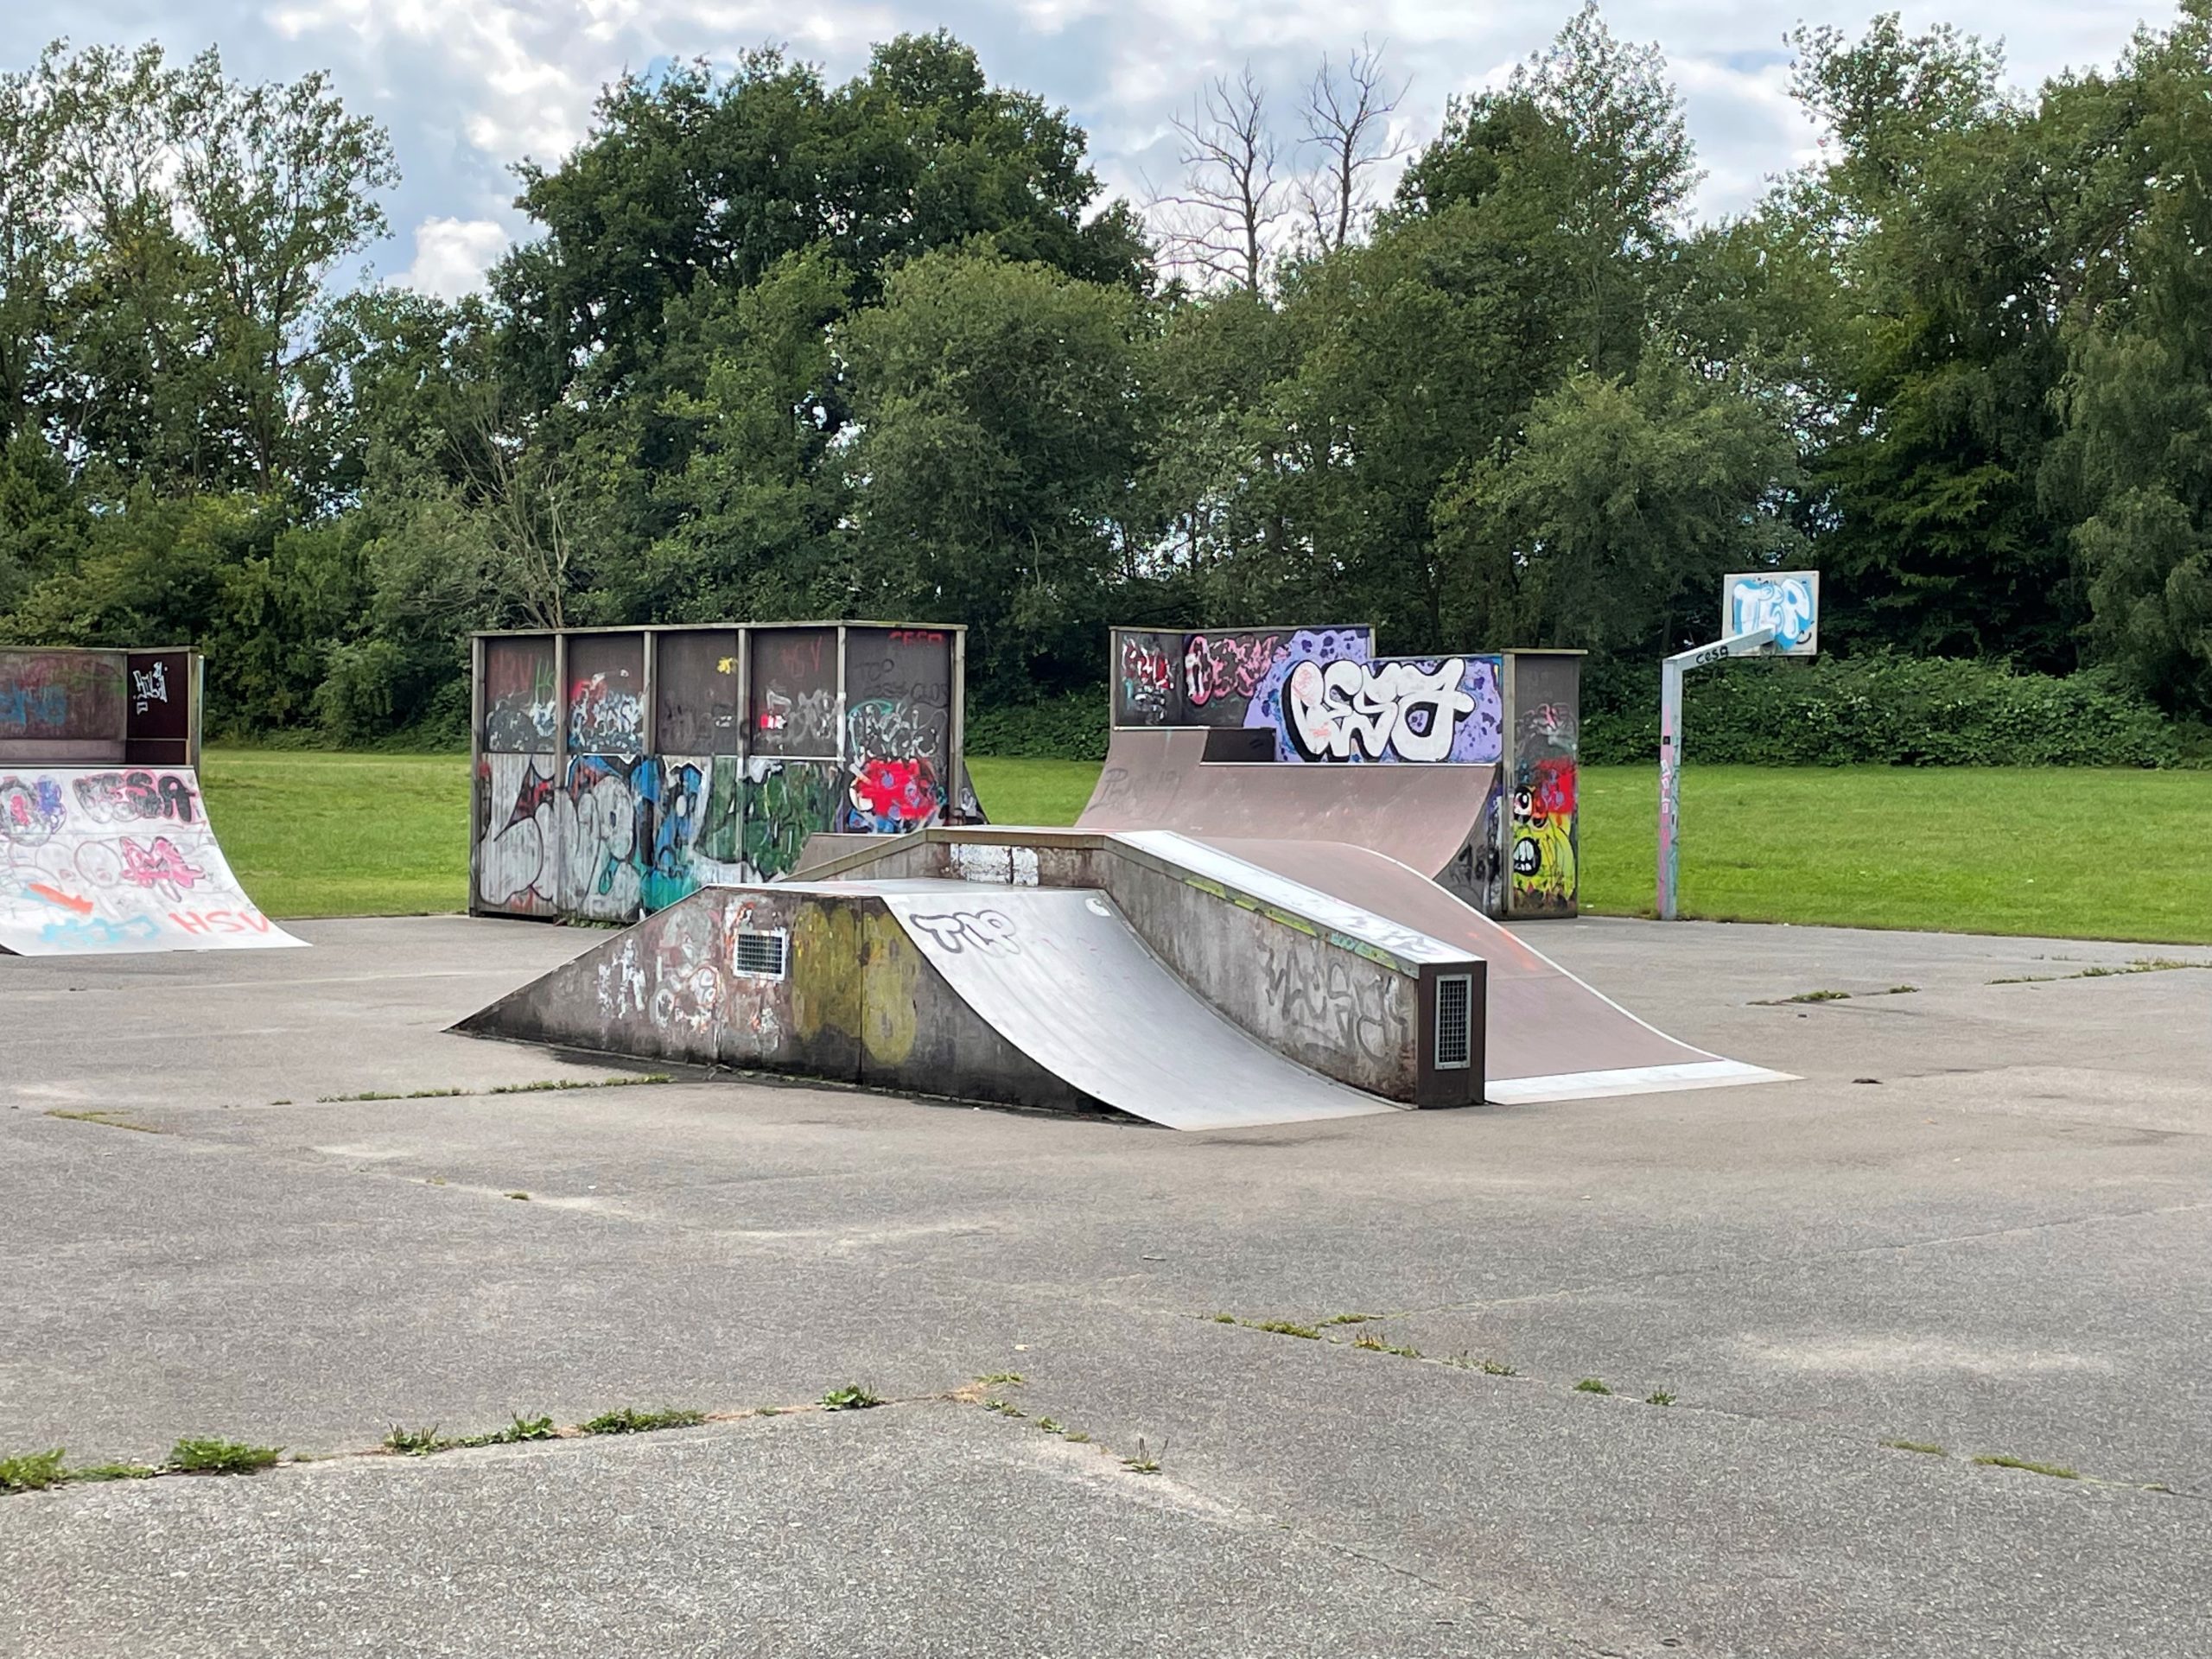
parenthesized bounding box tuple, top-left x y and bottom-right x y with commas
(0, 766, 302, 955)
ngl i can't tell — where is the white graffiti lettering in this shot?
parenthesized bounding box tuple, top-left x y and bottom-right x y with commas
(1284, 658, 1477, 763)
(905, 908, 1020, 957)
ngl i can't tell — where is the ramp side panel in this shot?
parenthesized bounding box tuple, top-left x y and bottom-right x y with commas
(877, 887, 1398, 1130)
(0, 766, 302, 955)
(456, 886, 1088, 1113)
(1079, 728, 1494, 883)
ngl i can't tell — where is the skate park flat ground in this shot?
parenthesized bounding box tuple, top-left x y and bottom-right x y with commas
(5, 917, 2209, 1656)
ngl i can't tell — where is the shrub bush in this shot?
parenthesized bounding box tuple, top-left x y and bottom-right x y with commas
(967, 658, 2194, 767)
(1580, 654, 2186, 767)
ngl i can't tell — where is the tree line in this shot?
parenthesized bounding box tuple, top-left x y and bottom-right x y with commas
(2, 5, 2209, 741)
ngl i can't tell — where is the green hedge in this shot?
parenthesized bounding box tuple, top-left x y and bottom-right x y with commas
(968, 657, 2197, 767)
(963, 689, 1113, 760)
(1580, 655, 2190, 767)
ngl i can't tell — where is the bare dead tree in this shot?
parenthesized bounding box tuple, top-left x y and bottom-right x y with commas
(1149, 68, 1285, 293)
(1294, 41, 1410, 255)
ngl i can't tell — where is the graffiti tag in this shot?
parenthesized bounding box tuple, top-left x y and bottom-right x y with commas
(1284, 658, 1479, 763)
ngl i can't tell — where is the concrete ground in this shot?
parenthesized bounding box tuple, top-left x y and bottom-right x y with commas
(3, 914, 2209, 1657)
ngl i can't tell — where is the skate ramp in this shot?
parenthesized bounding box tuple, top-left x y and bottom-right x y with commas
(1181, 835, 1783, 1102)
(1077, 728, 1493, 883)
(0, 766, 302, 956)
(460, 880, 1398, 1131)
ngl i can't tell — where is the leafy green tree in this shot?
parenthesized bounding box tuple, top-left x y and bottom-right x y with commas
(841, 250, 1148, 693)
(2044, 2, 2212, 713)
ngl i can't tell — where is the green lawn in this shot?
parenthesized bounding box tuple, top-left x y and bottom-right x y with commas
(200, 749, 2212, 944)
(203, 748, 469, 919)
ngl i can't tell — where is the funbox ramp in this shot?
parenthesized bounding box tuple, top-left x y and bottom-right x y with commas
(0, 766, 302, 956)
(456, 880, 1398, 1131)
(803, 827, 1786, 1106)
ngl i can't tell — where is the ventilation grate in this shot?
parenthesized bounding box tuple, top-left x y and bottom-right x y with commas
(732, 929, 788, 980)
(1433, 974, 1473, 1070)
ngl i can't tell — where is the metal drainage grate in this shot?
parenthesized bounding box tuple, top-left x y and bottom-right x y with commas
(732, 929, 789, 980)
(1433, 974, 1473, 1070)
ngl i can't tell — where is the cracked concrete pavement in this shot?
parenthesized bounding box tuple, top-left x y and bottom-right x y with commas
(3, 914, 2209, 1656)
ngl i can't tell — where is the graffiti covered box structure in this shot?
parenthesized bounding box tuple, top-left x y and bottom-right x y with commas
(469, 622, 969, 925)
(1095, 626, 1582, 918)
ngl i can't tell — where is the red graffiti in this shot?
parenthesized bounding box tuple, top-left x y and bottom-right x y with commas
(166, 909, 273, 936)
(1528, 758, 1577, 820)
(848, 757, 940, 828)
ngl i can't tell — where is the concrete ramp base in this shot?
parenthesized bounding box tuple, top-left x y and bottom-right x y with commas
(0, 766, 302, 955)
(459, 880, 1396, 1131)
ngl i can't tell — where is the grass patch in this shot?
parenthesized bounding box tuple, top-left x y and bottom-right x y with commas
(197, 749, 2212, 944)
(579, 1407, 706, 1436)
(43, 1109, 164, 1133)
(1884, 1440, 1948, 1456)
(819, 1386, 882, 1412)
(1573, 1377, 1612, 1395)
(168, 1438, 282, 1475)
(969, 758, 2212, 945)
(1973, 1453, 2080, 1479)
(1245, 1319, 1322, 1340)
(0, 1449, 67, 1493)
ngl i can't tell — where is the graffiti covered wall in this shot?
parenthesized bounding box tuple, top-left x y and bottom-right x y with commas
(471, 624, 964, 925)
(1506, 656, 1580, 917)
(0, 766, 303, 954)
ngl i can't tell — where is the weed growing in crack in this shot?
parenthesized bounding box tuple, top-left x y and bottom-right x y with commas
(1064, 1431, 1090, 1444)
(1320, 1313, 1381, 1326)
(1248, 1319, 1321, 1340)
(580, 1407, 705, 1436)
(65, 1462, 155, 1483)
(383, 1426, 442, 1456)
(0, 1450, 67, 1493)
(1351, 1333, 1421, 1357)
(1883, 1440, 1948, 1457)
(820, 1386, 882, 1412)
(1645, 1391, 1676, 1407)
(982, 1399, 1024, 1418)
(168, 1439, 281, 1475)
(1573, 1378, 1612, 1396)
(1034, 1417, 1064, 1434)
(452, 1414, 558, 1448)
(976, 1372, 1025, 1385)
(1210, 1313, 1236, 1324)
(1973, 1453, 2079, 1479)
(1122, 1438, 1164, 1474)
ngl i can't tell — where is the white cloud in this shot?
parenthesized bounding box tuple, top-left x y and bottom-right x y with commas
(0, 0, 2165, 285)
(399, 216, 513, 298)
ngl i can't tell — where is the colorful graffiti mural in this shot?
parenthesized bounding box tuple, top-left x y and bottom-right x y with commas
(1508, 672, 1580, 916)
(0, 766, 300, 954)
(0, 652, 127, 745)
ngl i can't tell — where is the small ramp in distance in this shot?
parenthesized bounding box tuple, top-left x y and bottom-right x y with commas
(0, 766, 303, 956)
(1185, 835, 1786, 1103)
(1077, 728, 1495, 885)
(876, 885, 1399, 1132)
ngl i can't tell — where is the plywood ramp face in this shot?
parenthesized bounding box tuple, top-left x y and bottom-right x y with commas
(1077, 728, 1495, 885)
(0, 766, 302, 955)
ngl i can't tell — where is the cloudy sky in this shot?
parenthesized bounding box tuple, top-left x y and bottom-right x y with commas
(5, 0, 2167, 298)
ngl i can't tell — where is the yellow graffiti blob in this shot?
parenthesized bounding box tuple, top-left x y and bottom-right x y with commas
(791, 903, 862, 1041)
(1511, 813, 1578, 912)
(861, 912, 919, 1065)
(788, 901, 919, 1065)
